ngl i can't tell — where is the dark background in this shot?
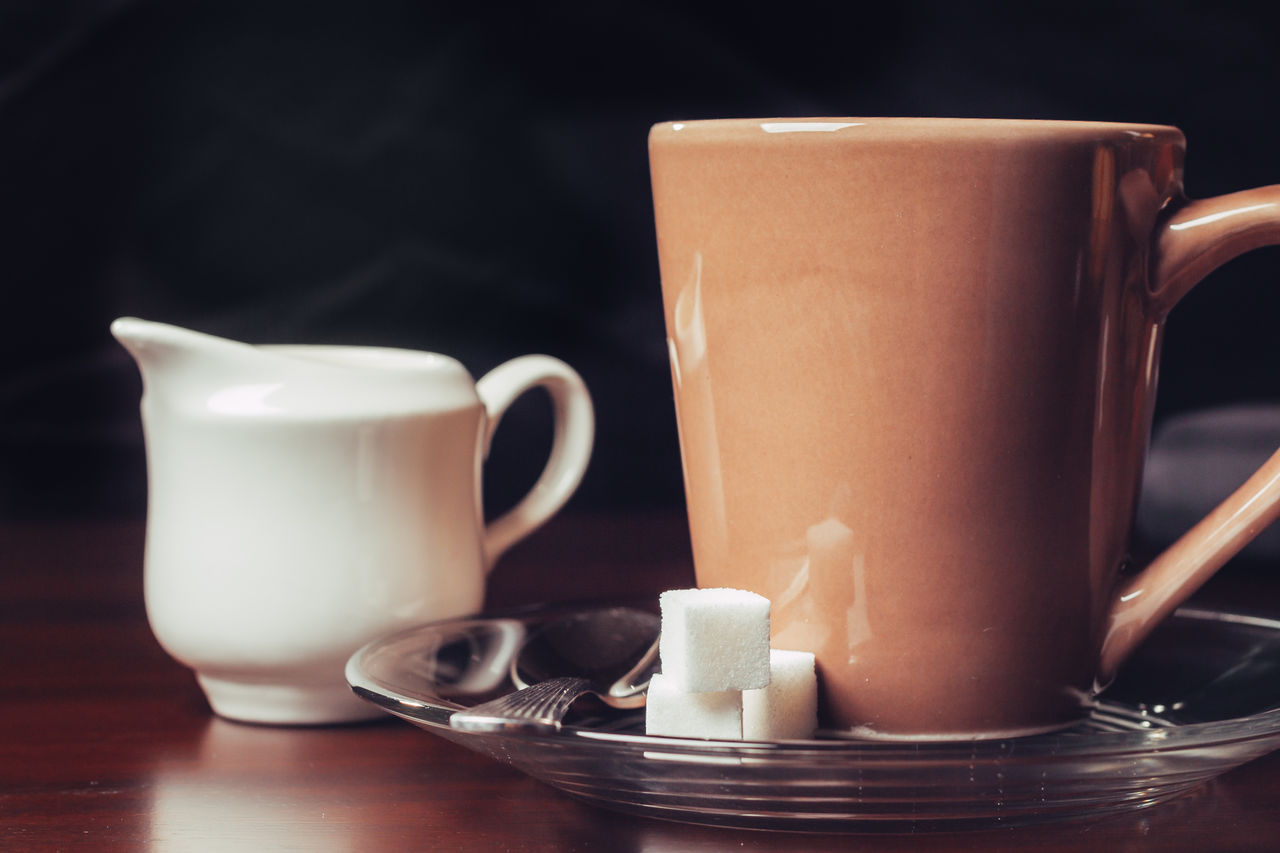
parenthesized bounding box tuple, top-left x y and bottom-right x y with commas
(2, 0, 1279, 520)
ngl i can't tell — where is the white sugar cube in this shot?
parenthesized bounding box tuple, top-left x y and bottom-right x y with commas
(659, 588, 771, 692)
(645, 673, 742, 739)
(743, 649, 818, 741)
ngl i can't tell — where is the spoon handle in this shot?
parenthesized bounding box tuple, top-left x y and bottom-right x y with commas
(450, 676, 594, 735)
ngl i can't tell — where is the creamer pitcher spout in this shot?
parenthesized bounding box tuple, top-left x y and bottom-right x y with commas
(110, 317, 267, 392)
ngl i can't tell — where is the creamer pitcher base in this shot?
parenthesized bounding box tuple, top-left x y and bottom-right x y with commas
(197, 674, 384, 726)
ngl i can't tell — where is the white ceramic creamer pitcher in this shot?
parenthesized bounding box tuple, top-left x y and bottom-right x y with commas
(112, 317, 594, 725)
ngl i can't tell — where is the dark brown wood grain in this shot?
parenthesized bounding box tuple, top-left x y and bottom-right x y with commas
(3, 514, 1279, 851)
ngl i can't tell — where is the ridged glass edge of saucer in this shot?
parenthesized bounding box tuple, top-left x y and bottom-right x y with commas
(345, 605, 1280, 833)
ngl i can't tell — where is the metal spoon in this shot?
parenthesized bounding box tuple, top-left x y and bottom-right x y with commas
(449, 606, 660, 735)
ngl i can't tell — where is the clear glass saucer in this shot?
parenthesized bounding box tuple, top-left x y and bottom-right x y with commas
(345, 603, 1280, 833)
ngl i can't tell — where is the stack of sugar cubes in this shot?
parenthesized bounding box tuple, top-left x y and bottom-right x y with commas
(645, 588, 818, 740)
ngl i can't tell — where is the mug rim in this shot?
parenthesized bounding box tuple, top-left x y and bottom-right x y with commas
(650, 117, 1184, 144)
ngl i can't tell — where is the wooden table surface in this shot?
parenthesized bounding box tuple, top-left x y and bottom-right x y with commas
(4, 513, 1280, 851)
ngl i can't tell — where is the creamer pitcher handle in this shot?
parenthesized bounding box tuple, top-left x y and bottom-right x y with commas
(475, 356, 594, 571)
(1101, 186, 1280, 678)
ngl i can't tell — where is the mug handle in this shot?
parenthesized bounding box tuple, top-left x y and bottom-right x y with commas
(475, 355, 595, 572)
(1100, 185, 1280, 678)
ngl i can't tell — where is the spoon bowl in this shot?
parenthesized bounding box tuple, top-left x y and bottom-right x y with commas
(450, 606, 661, 734)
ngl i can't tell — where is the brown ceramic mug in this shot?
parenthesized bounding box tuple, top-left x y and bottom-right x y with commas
(649, 118, 1280, 739)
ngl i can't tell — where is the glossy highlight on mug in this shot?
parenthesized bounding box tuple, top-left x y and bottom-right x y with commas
(759, 121, 865, 133)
